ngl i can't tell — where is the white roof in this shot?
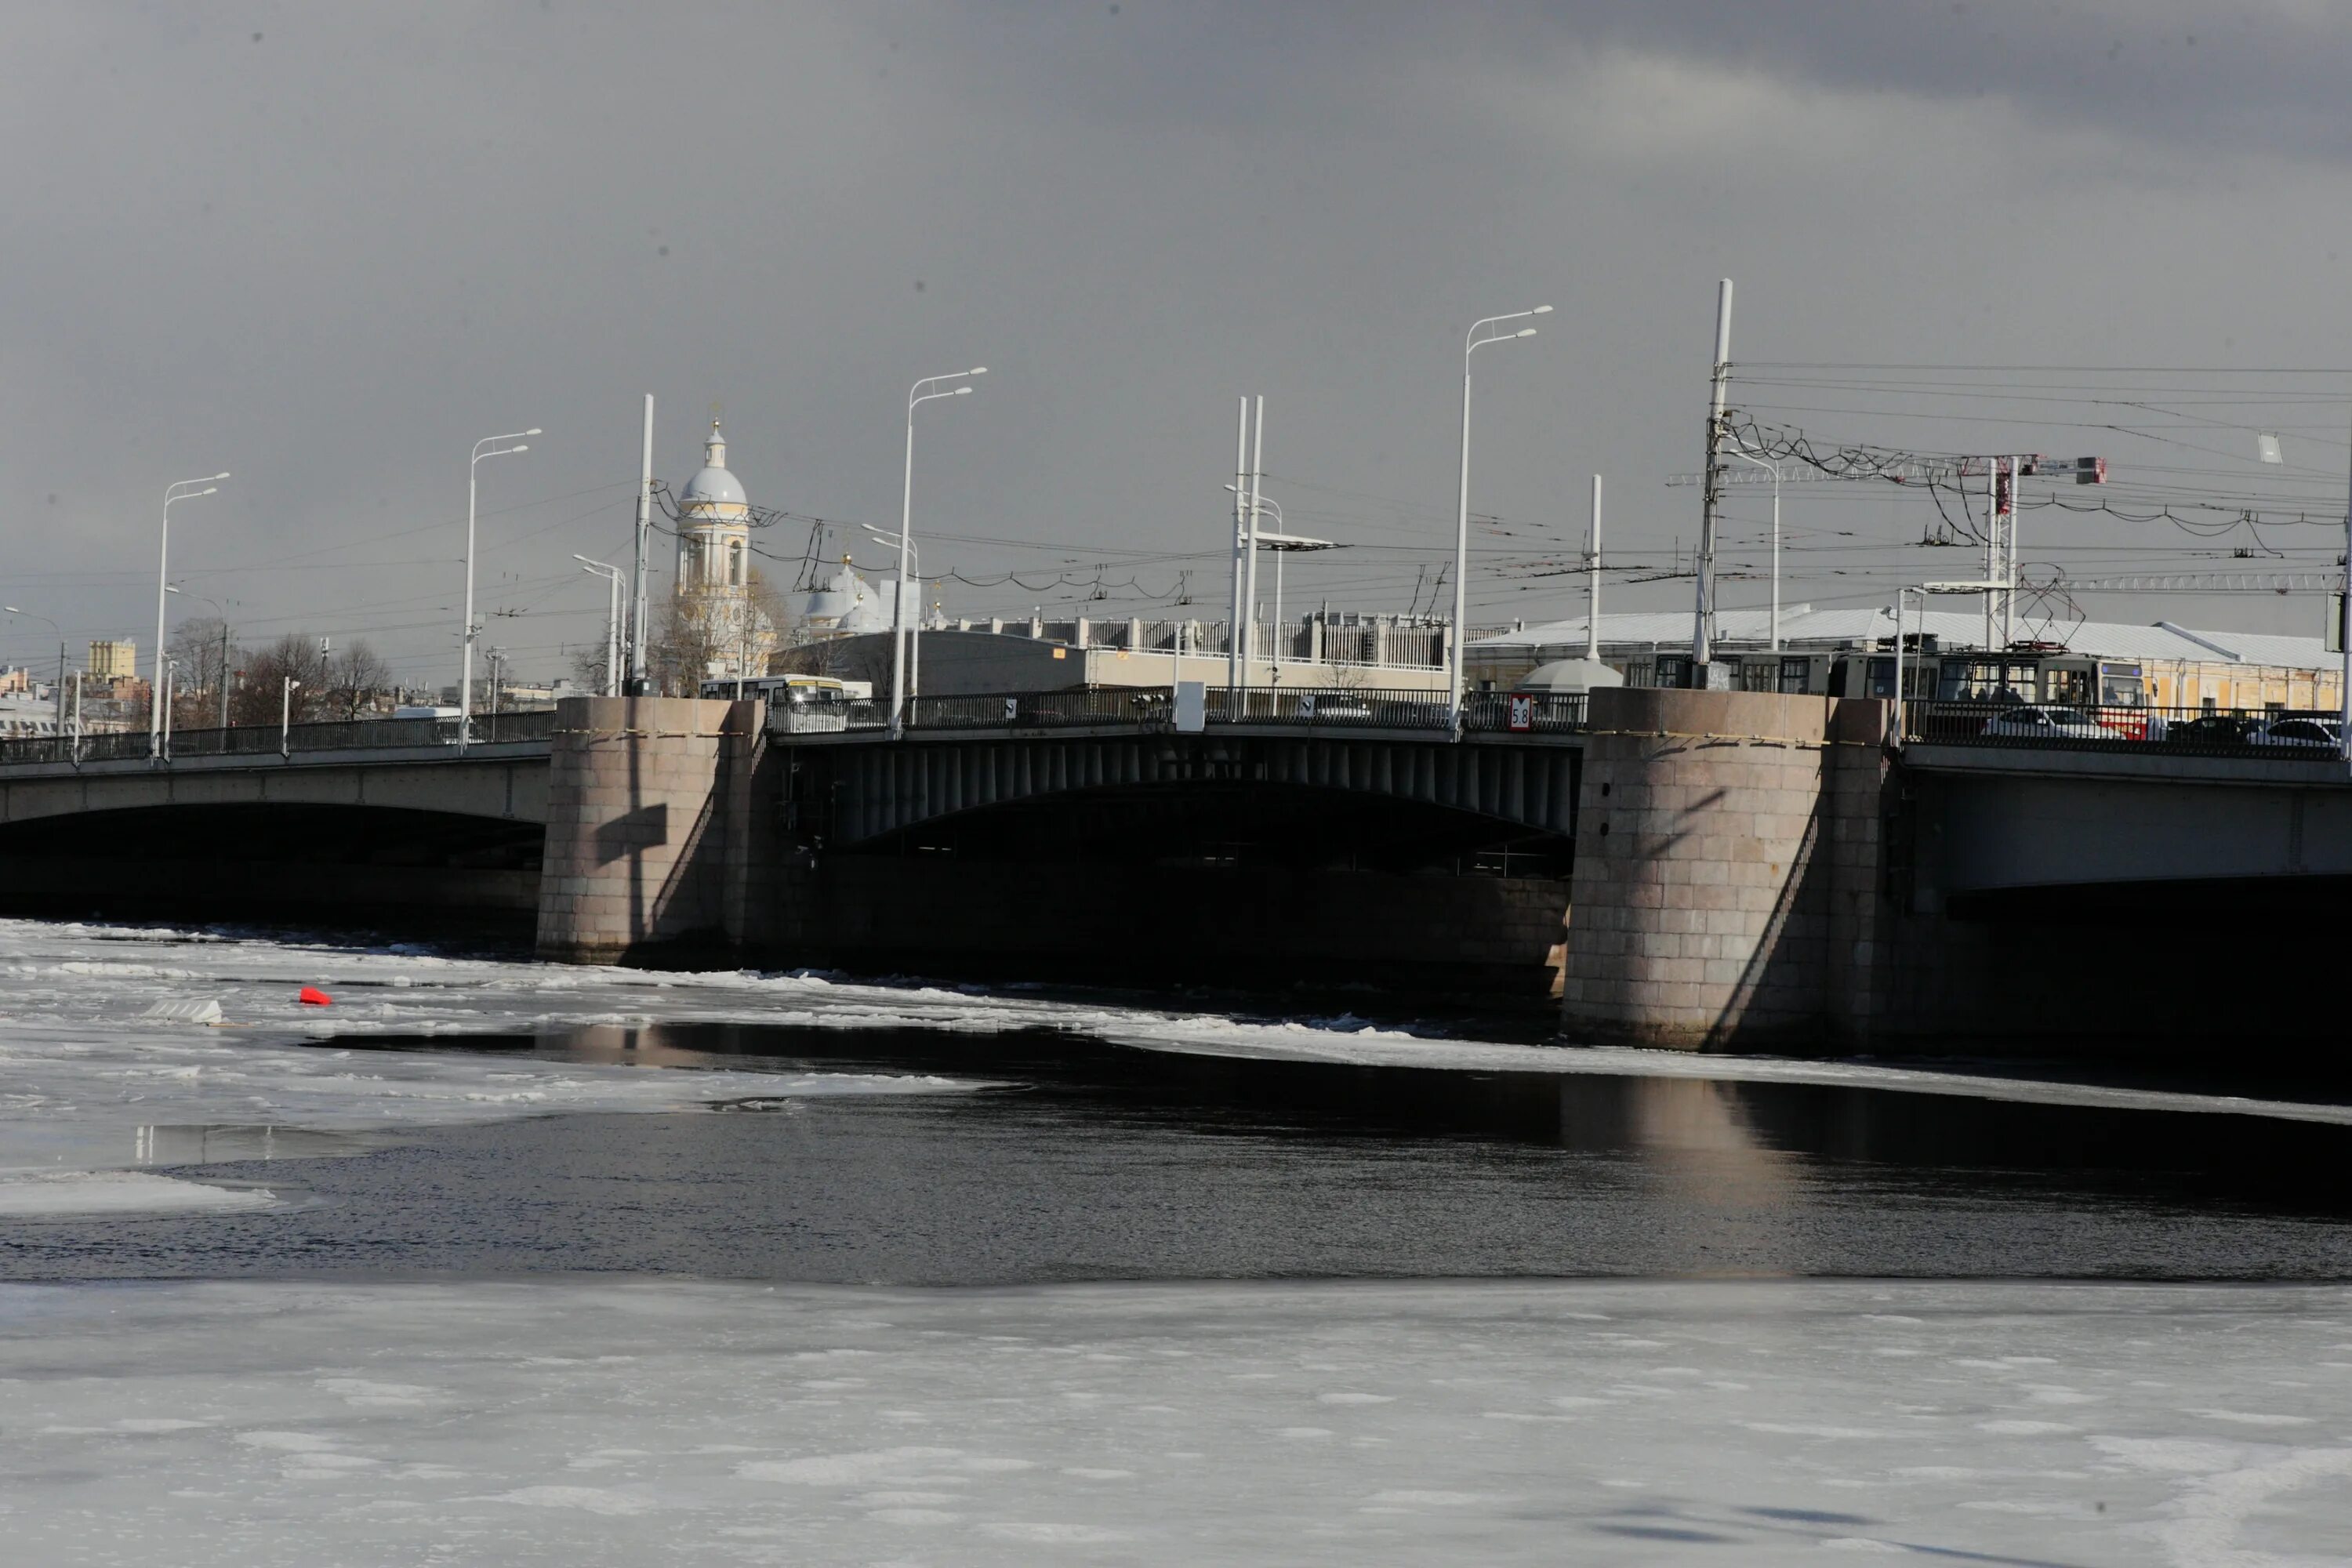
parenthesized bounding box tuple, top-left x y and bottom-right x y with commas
(1473, 606, 2336, 673)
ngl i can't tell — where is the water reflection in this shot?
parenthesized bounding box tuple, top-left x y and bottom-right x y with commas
(131, 1125, 384, 1167)
(332, 1021, 2352, 1218)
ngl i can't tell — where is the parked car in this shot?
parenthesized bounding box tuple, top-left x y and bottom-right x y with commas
(2247, 717, 2342, 750)
(1978, 705, 2118, 740)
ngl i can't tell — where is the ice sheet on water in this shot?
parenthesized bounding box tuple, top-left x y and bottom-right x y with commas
(3, 914, 2343, 1163)
(0, 920, 987, 1179)
(0, 1276, 2345, 1566)
(0, 1170, 278, 1218)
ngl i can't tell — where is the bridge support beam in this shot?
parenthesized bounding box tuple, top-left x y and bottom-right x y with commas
(535, 696, 760, 963)
(1559, 688, 1890, 1051)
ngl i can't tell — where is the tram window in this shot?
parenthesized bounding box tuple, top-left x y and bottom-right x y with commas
(1866, 657, 1896, 699)
(2044, 668, 2091, 705)
(1779, 656, 1812, 694)
(2098, 664, 2145, 706)
(1655, 655, 1691, 689)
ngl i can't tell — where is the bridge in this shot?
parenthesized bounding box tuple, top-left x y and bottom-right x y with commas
(0, 686, 2345, 1051)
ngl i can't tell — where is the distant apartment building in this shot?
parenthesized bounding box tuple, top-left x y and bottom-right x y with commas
(86, 640, 136, 680)
(0, 666, 32, 696)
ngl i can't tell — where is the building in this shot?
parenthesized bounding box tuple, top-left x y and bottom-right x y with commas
(772, 612, 1450, 697)
(1468, 605, 2343, 713)
(87, 640, 136, 680)
(670, 421, 779, 683)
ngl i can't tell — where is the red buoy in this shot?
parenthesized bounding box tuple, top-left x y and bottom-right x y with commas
(298, 986, 333, 1007)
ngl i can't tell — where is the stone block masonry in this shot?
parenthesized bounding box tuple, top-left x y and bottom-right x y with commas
(535, 695, 760, 962)
(1559, 686, 1889, 1051)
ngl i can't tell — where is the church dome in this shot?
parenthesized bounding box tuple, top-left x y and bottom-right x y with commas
(682, 465, 746, 508)
(680, 419, 748, 512)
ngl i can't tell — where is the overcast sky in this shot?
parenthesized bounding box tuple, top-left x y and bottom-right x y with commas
(8, 1, 2352, 685)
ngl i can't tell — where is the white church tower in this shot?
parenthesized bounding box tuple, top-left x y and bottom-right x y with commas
(670, 419, 776, 684)
(676, 420, 751, 590)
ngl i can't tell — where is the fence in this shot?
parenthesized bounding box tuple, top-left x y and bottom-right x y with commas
(814, 687, 1592, 737)
(0, 708, 558, 768)
(1903, 700, 2344, 758)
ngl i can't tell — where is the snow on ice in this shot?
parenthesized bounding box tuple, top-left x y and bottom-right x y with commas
(0, 1277, 2346, 1566)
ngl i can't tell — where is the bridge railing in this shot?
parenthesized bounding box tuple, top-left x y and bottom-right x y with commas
(0, 708, 558, 768)
(863, 687, 1588, 735)
(1903, 700, 2344, 758)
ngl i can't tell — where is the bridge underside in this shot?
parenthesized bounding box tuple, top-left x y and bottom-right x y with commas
(768, 735, 1581, 1007)
(0, 803, 543, 930)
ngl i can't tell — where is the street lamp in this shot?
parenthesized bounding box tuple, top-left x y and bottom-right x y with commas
(1722, 446, 1784, 653)
(1221, 488, 1337, 681)
(573, 555, 625, 698)
(1451, 307, 1549, 737)
(460, 429, 539, 752)
(893, 368, 984, 739)
(152, 472, 229, 759)
(863, 524, 924, 719)
(280, 677, 301, 760)
(4, 607, 66, 740)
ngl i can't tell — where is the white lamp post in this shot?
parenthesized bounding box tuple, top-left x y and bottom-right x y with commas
(459, 430, 539, 752)
(280, 677, 301, 760)
(1722, 446, 1784, 654)
(892, 369, 984, 739)
(864, 524, 924, 724)
(574, 555, 625, 698)
(1451, 307, 1549, 737)
(152, 472, 229, 759)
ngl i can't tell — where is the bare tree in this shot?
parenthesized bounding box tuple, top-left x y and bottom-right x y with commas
(322, 640, 392, 719)
(167, 615, 242, 729)
(230, 634, 333, 727)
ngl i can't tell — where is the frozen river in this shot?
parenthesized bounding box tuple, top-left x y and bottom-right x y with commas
(2, 918, 2348, 1563)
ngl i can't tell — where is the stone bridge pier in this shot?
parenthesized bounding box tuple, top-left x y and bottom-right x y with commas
(1559, 688, 1892, 1051)
(535, 696, 778, 963)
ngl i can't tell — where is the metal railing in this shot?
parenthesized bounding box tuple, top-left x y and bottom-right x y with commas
(1903, 700, 2345, 758)
(773, 687, 1591, 738)
(0, 708, 557, 768)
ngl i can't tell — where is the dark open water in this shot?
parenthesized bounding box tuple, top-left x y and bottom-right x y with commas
(9, 1022, 2352, 1283)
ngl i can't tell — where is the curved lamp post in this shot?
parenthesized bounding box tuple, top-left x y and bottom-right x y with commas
(1451, 307, 1548, 736)
(892, 368, 984, 739)
(153, 473, 229, 758)
(459, 430, 539, 751)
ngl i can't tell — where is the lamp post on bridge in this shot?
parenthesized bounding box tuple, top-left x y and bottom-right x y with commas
(1451, 306, 1549, 739)
(459, 429, 540, 753)
(153, 473, 230, 760)
(893, 368, 985, 740)
(573, 555, 625, 698)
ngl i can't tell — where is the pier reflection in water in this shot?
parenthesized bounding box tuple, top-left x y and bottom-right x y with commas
(16, 1019, 2350, 1283)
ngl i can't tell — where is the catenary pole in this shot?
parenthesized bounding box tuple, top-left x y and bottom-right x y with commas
(1226, 397, 1247, 694)
(1243, 397, 1265, 695)
(1693, 280, 1733, 676)
(630, 395, 653, 695)
(1587, 475, 1602, 662)
(2340, 408, 2351, 767)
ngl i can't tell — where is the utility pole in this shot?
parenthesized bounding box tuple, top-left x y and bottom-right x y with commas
(1693, 278, 1733, 679)
(218, 621, 231, 728)
(1226, 397, 1248, 695)
(1587, 475, 1602, 662)
(629, 394, 653, 696)
(1243, 396, 1265, 692)
(2340, 400, 2351, 767)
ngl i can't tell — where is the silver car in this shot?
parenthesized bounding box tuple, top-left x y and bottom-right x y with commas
(1978, 705, 2117, 740)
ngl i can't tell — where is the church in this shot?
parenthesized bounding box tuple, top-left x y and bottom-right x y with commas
(670, 420, 779, 684)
